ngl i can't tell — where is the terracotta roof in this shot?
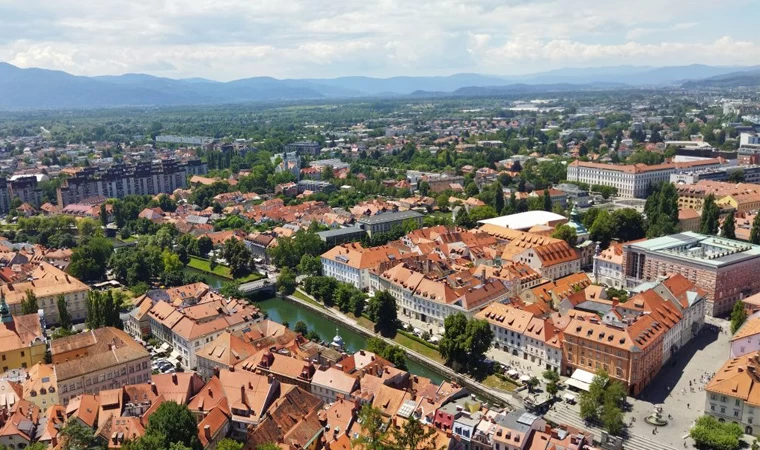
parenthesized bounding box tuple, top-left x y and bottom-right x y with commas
(321, 243, 403, 270)
(53, 328, 149, 381)
(152, 372, 204, 405)
(733, 316, 760, 342)
(311, 368, 358, 396)
(707, 352, 760, 406)
(245, 385, 323, 449)
(0, 262, 89, 306)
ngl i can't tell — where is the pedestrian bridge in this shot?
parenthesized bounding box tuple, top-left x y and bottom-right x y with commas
(238, 278, 276, 295)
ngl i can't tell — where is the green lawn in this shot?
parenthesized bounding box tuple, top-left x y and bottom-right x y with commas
(292, 289, 325, 309)
(187, 256, 264, 282)
(393, 333, 444, 363)
(482, 374, 518, 392)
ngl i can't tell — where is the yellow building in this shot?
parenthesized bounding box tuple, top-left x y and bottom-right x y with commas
(0, 298, 47, 373)
(677, 180, 760, 213)
(22, 363, 58, 409)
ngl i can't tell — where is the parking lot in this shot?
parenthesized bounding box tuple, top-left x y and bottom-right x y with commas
(145, 342, 181, 374)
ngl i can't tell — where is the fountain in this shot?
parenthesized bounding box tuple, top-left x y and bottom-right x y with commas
(644, 405, 668, 426)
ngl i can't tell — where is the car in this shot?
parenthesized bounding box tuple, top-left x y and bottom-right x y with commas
(161, 367, 176, 374)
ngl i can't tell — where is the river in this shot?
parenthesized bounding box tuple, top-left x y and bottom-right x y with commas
(182, 268, 447, 384)
(256, 297, 446, 385)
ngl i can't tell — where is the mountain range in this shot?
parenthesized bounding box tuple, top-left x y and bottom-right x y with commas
(1, 62, 760, 110)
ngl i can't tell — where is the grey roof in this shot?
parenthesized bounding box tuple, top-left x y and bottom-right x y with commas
(317, 227, 366, 238)
(626, 231, 760, 268)
(575, 301, 613, 315)
(357, 210, 423, 225)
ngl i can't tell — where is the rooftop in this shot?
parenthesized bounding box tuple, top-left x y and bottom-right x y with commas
(626, 232, 760, 268)
(478, 211, 567, 231)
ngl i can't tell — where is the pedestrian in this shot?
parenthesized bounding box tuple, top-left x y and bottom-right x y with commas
(687, 403, 690, 409)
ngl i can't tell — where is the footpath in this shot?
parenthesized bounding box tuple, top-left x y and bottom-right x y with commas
(283, 292, 679, 450)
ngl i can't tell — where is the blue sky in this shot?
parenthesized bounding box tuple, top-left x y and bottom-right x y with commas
(0, 0, 758, 80)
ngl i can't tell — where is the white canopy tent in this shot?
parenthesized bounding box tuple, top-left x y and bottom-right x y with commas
(566, 368, 595, 392)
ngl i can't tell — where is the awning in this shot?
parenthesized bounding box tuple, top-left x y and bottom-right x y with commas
(566, 368, 595, 392)
(564, 393, 576, 401)
(507, 369, 518, 377)
(520, 375, 531, 382)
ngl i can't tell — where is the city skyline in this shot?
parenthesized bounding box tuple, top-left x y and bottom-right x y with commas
(1, 0, 759, 81)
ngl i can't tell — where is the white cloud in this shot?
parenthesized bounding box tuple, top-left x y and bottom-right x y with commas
(0, 0, 756, 79)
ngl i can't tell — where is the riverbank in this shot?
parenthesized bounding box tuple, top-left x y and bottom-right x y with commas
(276, 292, 519, 408)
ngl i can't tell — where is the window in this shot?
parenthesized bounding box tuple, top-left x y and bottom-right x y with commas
(737, 399, 741, 407)
(721, 407, 726, 414)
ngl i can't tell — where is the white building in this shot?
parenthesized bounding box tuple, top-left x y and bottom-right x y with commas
(567, 159, 723, 198)
(705, 352, 760, 435)
(475, 303, 563, 372)
(147, 294, 262, 369)
(512, 241, 581, 281)
(310, 367, 358, 404)
(593, 243, 625, 288)
(741, 133, 760, 147)
(371, 264, 510, 336)
(321, 243, 403, 291)
(730, 314, 760, 358)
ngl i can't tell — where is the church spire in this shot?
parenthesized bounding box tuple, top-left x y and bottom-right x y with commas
(0, 292, 12, 324)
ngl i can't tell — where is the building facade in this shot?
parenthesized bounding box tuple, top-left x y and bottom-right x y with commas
(567, 159, 723, 198)
(624, 232, 760, 316)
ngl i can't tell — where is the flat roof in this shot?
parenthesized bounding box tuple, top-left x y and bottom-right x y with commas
(478, 211, 566, 230)
(357, 210, 423, 225)
(317, 227, 366, 238)
(626, 231, 760, 268)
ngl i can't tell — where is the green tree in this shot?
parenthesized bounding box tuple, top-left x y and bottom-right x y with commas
(216, 439, 244, 450)
(70, 236, 114, 281)
(367, 291, 399, 336)
(77, 217, 104, 241)
(436, 194, 450, 211)
(551, 224, 578, 247)
(277, 267, 297, 295)
(222, 238, 252, 278)
(255, 444, 281, 450)
(721, 211, 736, 239)
(611, 208, 645, 242)
(60, 420, 97, 450)
(197, 236, 214, 256)
(543, 370, 560, 398)
(468, 205, 498, 223)
(297, 254, 322, 276)
(145, 401, 200, 450)
(690, 416, 743, 450)
(455, 208, 474, 228)
(493, 183, 505, 213)
(439, 313, 493, 373)
(353, 405, 388, 450)
(366, 337, 408, 370)
(57, 294, 72, 329)
(162, 250, 183, 274)
(751, 214, 760, 244)
(590, 209, 614, 248)
(99, 203, 108, 226)
(294, 321, 309, 335)
(578, 369, 625, 435)
(700, 194, 721, 235)
(390, 416, 441, 450)
(21, 290, 38, 315)
(644, 182, 679, 238)
(85, 290, 123, 329)
(730, 300, 748, 334)
(543, 189, 552, 212)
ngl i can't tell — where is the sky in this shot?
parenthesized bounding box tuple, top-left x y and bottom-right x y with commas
(1, 0, 759, 81)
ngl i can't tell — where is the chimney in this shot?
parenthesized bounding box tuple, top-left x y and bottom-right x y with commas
(480, 268, 486, 284)
(213, 366, 220, 378)
(267, 374, 274, 384)
(172, 373, 178, 384)
(203, 425, 211, 439)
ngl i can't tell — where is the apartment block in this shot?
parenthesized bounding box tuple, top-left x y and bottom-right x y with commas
(56, 159, 207, 207)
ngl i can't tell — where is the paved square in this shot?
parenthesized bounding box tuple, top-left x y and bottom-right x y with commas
(624, 318, 731, 448)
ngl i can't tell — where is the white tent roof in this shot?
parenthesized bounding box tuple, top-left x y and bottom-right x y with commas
(566, 368, 596, 392)
(478, 211, 566, 230)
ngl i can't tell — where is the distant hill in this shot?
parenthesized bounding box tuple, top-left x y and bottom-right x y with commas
(681, 69, 760, 88)
(1, 62, 760, 109)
